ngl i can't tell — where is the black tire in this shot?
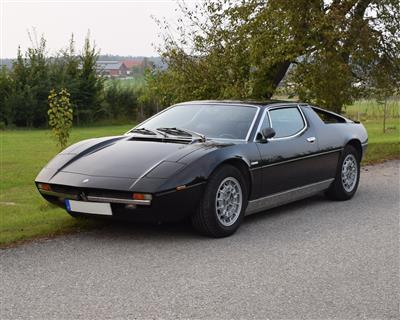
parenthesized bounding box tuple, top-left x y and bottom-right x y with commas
(191, 164, 248, 237)
(326, 145, 361, 201)
(67, 211, 80, 218)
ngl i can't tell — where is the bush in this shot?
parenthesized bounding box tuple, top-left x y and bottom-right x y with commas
(101, 80, 139, 121)
(48, 88, 73, 150)
(2, 33, 103, 128)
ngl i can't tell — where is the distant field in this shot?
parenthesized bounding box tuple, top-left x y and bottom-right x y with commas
(344, 98, 400, 120)
(105, 76, 145, 89)
(1, 99, 399, 246)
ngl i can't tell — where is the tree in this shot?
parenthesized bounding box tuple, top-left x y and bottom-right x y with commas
(75, 33, 104, 123)
(368, 55, 400, 132)
(151, 0, 400, 113)
(0, 31, 107, 128)
(102, 79, 139, 120)
(10, 34, 51, 126)
(48, 88, 73, 150)
(0, 66, 14, 126)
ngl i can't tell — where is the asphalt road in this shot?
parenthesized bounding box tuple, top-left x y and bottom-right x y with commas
(1, 161, 399, 320)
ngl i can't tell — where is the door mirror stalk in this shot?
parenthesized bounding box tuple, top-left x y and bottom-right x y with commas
(258, 128, 276, 143)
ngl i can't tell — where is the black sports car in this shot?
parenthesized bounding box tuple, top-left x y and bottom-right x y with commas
(35, 100, 368, 237)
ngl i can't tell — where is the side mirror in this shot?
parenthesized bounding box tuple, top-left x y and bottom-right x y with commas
(258, 127, 276, 143)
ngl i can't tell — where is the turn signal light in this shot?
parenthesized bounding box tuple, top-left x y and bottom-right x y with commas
(38, 183, 51, 191)
(132, 193, 152, 201)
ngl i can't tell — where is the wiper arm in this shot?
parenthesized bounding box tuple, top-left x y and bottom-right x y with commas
(157, 127, 206, 142)
(129, 127, 158, 136)
(130, 127, 169, 138)
(179, 127, 206, 142)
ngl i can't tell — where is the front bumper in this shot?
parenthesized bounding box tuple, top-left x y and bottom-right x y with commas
(36, 182, 205, 222)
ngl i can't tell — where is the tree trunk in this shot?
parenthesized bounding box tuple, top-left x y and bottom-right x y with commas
(76, 105, 80, 126)
(252, 60, 291, 99)
(383, 97, 387, 134)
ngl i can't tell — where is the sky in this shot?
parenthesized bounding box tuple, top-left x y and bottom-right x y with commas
(1, 0, 188, 59)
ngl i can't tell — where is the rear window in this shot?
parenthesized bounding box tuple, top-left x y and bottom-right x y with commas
(312, 107, 346, 124)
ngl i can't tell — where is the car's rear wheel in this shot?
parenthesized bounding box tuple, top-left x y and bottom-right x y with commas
(326, 145, 360, 200)
(191, 164, 248, 237)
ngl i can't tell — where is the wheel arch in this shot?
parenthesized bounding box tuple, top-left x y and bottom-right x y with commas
(346, 139, 363, 160)
(212, 158, 252, 200)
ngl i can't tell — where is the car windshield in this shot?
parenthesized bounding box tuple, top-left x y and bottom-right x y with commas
(133, 104, 258, 140)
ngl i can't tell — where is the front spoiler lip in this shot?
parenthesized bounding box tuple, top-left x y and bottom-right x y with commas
(38, 189, 151, 205)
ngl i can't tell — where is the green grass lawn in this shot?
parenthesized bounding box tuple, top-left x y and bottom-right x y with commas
(1, 108, 399, 246)
(360, 120, 400, 164)
(1, 125, 132, 246)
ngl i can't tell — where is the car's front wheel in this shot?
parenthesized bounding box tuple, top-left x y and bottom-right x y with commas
(326, 145, 361, 200)
(191, 164, 248, 237)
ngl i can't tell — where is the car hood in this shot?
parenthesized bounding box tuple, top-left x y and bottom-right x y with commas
(58, 138, 217, 179)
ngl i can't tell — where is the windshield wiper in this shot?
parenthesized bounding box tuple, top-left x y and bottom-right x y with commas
(130, 128, 158, 136)
(130, 128, 157, 135)
(130, 127, 169, 138)
(157, 127, 206, 142)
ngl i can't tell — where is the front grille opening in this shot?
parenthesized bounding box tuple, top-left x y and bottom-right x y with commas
(47, 184, 134, 200)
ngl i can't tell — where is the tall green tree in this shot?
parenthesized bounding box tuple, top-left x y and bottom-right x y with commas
(50, 34, 80, 97)
(151, 0, 400, 113)
(75, 34, 104, 123)
(10, 35, 51, 126)
(0, 66, 14, 126)
(0, 32, 105, 127)
(368, 54, 400, 132)
(102, 80, 139, 120)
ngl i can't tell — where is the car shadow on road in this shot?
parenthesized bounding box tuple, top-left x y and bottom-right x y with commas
(82, 193, 329, 241)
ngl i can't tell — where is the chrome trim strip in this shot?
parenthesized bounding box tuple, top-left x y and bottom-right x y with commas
(245, 179, 334, 216)
(39, 189, 79, 200)
(86, 196, 151, 206)
(250, 148, 342, 170)
(245, 107, 261, 141)
(38, 189, 151, 205)
(253, 108, 269, 142)
(126, 103, 261, 143)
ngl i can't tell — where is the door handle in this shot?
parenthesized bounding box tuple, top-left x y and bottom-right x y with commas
(307, 137, 316, 143)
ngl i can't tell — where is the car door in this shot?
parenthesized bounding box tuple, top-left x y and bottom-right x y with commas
(255, 105, 320, 196)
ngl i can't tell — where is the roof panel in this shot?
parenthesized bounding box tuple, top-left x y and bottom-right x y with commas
(178, 100, 298, 107)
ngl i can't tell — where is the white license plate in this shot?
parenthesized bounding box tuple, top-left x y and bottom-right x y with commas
(65, 199, 112, 216)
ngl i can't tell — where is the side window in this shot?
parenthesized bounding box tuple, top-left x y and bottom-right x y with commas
(269, 107, 305, 138)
